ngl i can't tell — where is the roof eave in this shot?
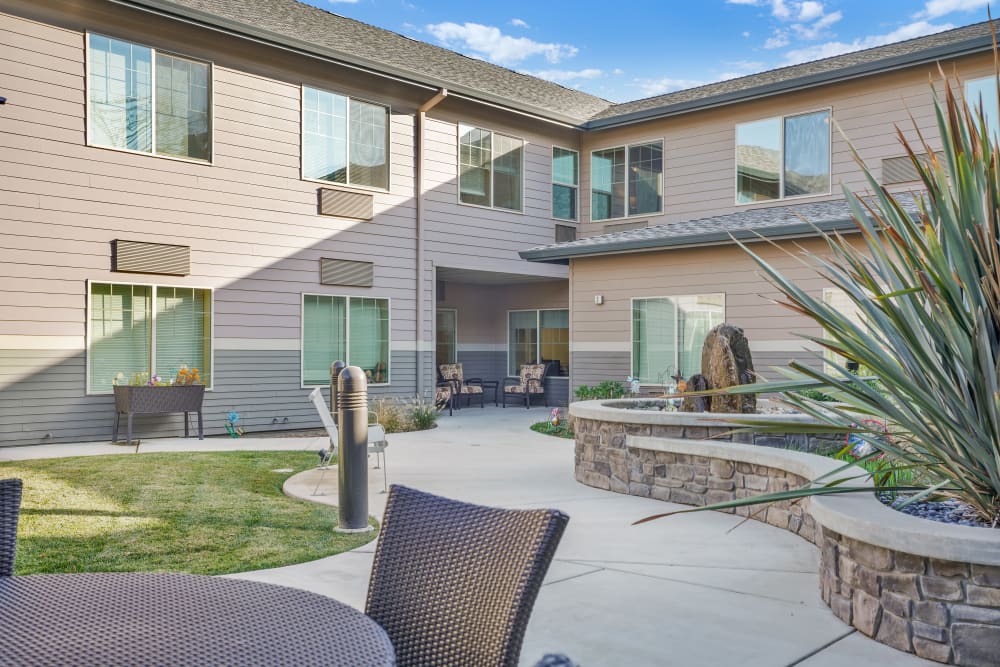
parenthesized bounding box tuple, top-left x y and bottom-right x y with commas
(519, 219, 860, 262)
(116, 0, 598, 127)
(584, 35, 996, 129)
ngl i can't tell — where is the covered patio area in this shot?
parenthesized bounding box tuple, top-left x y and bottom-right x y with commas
(434, 267, 570, 407)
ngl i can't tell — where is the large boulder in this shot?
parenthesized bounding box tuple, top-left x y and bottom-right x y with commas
(680, 374, 710, 412)
(702, 323, 756, 413)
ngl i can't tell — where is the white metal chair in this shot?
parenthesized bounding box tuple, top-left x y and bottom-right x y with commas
(308, 388, 388, 495)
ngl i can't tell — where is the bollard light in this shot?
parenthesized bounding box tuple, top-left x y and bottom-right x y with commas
(329, 360, 346, 424)
(334, 365, 372, 532)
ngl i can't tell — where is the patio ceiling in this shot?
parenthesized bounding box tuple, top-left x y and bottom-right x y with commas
(435, 266, 567, 286)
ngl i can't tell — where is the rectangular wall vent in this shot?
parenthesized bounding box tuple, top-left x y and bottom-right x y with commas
(318, 187, 375, 220)
(555, 224, 577, 243)
(112, 240, 190, 276)
(882, 153, 937, 185)
(320, 258, 374, 287)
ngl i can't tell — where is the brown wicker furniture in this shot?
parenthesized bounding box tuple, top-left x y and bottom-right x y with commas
(0, 572, 395, 665)
(0, 479, 22, 577)
(502, 363, 548, 408)
(438, 363, 484, 408)
(365, 485, 569, 667)
(112, 384, 205, 449)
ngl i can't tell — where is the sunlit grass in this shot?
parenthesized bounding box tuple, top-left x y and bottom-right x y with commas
(0, 451, 375, 575)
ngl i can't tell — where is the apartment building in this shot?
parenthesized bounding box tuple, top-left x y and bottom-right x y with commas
(1, 0, 997, 444)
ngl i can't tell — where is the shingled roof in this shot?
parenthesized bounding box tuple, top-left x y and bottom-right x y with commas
(519, 194, 923, 263)
(587, 20, 1000, 128)
(126, 1, 998, 128)
(125, 0, 612, 124)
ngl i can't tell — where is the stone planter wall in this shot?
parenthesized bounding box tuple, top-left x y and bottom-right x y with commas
(569, 399, 1000, 667)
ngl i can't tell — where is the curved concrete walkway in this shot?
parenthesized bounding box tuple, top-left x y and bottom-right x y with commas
(1, 406, 932, 667)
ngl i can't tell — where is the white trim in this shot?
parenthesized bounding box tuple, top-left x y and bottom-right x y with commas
(734, 107, 832, 206)
(456, 123, 526, 213)
(86, 280, 216, 395)
(0, 335, 85, 350)
(551, 145, 579, 222)
(570, 341, 630, 353)
(215, 338, 300, 351)
(589, 137, 665, 223)
(85, 32, 215, 165)
(299, 84, 392, 192)
(300, 292, 392, 388)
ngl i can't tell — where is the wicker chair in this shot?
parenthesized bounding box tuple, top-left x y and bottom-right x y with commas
(365, 485, 569, 667)
(0, 478, 23, 576)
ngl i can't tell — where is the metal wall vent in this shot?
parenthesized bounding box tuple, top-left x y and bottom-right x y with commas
(555, 224, 577, 243)
(882, 153, 937, 185)
(320, 258, 374, 287)
(112, 240, 190, 276)
(318, 187, 374, 221)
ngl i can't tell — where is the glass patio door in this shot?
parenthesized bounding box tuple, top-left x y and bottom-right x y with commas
(436, 309, 457, 365)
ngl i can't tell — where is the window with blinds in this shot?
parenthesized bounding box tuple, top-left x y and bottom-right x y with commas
(631, 294, 725, 384)
(301, 294, 390, 386)
(88, 282, 212, 393)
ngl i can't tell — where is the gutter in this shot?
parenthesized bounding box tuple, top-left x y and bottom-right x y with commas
(519, 219, 861, 263)
(414, 89, 448, 397)
(114, 0, 591, 128)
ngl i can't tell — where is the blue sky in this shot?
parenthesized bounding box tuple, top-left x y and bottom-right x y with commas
(300, 0, 998, 102)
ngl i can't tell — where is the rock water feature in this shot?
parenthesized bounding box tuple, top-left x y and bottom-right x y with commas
(680, 323, 756, 414)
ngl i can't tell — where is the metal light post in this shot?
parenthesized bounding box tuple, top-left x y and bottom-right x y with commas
(334, 365, 372, 532)
(329, 360, 346, 423)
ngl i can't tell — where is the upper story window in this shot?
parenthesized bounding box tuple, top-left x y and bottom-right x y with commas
(302, 87, 389, 189)
(966, 76, 999, 141)
(459, 125, 523, 211)
(87, 34, 211, 162)
(552, 147, 579, 221)
(591, 140, 663, 221)
(736, 109, 830, 204)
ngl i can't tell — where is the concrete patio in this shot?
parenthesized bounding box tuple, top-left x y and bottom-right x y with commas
(0, 405, 934, 666)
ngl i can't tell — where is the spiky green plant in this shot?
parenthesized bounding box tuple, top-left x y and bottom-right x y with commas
(640, 65, 1000, 526)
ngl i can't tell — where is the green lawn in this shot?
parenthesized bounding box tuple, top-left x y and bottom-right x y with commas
(0, 451, 376, 575)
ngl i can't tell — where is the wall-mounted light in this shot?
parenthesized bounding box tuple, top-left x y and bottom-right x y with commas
(594, 295, 604, 305)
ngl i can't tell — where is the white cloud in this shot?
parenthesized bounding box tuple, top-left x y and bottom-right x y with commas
(742, 30, 752, 37)
(792, 10, 843, 39)
(510, 18, 529, 28)
(526, 68, 603, 83)
(797, 1, 825, 21)
(764, 29, 791, 48)
(425, 22, 577, 65)
(771, 0, 792, 19)
(783, 20, 955, 63)
(612, 68, 625, 75)
(918, 0, 992, 19)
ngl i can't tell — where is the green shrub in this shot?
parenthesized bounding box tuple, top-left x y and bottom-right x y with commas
(574, 380, 626, 400)
(406, 397, 438, 431)
(530, 421, 575, 439)
(371, 396, 437, 433)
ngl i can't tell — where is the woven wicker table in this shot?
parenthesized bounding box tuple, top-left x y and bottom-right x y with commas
(0, 572, 395, 666)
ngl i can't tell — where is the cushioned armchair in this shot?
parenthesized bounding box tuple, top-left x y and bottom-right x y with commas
(438, 363, 485, 408)
(502, 363, 547, 408)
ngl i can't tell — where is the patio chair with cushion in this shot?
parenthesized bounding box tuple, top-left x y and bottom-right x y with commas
(1, 478, 23, 576)
(365, 484, 569, 667)
(438, 363, 485, 409)
(434, 381, 455, 416)
(502, 363, 547, 408)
